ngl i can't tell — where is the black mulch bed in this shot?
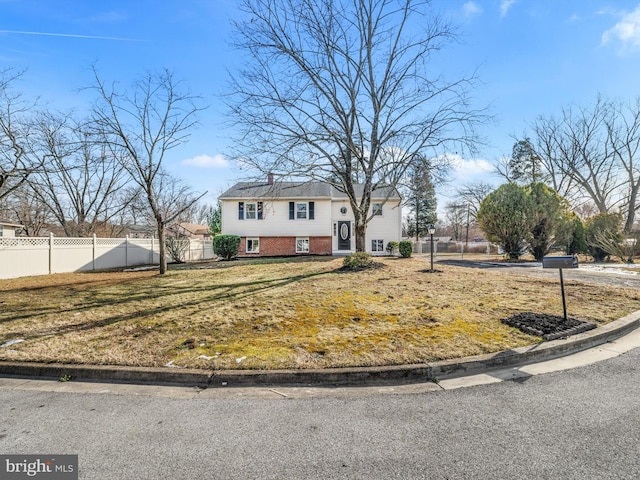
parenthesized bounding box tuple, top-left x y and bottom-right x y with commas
(501, 312, 597, 341)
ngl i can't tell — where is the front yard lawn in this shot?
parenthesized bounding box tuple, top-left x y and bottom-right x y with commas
(1, 257, 638, 370)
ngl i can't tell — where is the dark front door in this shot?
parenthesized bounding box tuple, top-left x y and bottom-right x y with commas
(338, 221, 351, 250)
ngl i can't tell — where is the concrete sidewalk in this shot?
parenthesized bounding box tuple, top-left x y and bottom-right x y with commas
(1, 310, 639, 394)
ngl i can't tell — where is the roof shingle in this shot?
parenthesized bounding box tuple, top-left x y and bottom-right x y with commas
(219, 181, 400, 200)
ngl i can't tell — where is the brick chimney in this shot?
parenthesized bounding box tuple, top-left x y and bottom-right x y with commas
(267, 173, 274, 185)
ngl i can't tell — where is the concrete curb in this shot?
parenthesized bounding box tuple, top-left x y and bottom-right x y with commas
(2, 310, 639, 388)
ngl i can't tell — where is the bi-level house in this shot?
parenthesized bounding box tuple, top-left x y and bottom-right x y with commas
(219, 175, 402, 256)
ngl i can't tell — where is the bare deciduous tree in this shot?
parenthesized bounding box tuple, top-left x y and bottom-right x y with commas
(531, 97, 620, 216)
(0, 185, 51, 236)
(228, 0, 485, 250)
(529, 95, 640, 233)
(0, 69, 42, 202)
(89, 68, 205, 273)
(26, 113, 131, 237)
(154, 172, 207, 232)
(605, 98, 640, 232)
(445, 202, 468, 242)
(454, 181, 494, 220)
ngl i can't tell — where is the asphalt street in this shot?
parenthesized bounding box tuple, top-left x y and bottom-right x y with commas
(2, 345, 640, 479)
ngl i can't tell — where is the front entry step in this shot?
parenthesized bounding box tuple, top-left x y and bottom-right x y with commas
(332, 250, 355, 257)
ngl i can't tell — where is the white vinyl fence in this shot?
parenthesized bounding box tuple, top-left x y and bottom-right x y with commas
(0, 234, 215, 280)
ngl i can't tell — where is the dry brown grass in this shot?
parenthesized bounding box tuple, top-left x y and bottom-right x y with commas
(1, 256, 638, 370)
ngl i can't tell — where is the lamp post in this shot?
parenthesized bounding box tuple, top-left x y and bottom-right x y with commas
(428, 224, 436, 272)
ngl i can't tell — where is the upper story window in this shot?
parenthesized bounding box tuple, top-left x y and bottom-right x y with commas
(372, 203, 383, 216)
(296, 203, 307, 219)
(289, 201, 315, 220)
(238, 201, 263, 220)
(246, 203, 257, 219)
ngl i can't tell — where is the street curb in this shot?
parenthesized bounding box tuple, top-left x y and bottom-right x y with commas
(1, 310, 639, 388)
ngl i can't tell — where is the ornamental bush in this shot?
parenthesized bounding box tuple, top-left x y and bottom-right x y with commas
(386, 241, 399, 256)
(165, 237, 190, 263)
(477, 183, 533, 260)
(342, 252, 374, 270)
(214, 235, 241, 260)
(399, 240, 413, 258)
(585, 213, 624, 262)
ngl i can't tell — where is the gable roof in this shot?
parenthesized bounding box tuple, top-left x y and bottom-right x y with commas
(0, 219, 22, 228)
(177, 223, 211, 236)
(219, 181, 400, 201)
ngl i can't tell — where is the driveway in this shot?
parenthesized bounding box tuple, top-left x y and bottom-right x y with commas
(437, 258, 640, 289)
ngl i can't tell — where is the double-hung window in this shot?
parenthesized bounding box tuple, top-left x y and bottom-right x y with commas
(246, 203, 257, 219)
(296, 203, 307, 219)
(238, 201, 263, 220)
(289, 201, 315, 220)
(371, 239, 384, 252)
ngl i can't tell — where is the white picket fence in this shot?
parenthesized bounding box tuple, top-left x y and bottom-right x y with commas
(0, 234, 215, 280)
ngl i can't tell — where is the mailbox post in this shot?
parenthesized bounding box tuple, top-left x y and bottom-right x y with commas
(542, 255, 579, 321)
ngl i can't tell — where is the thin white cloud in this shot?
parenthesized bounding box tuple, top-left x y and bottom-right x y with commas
(462, 1, 483, 20)
(500, 0, 516, 17)
(0, 29, 141, 41)
(181, 154, 230, 169)
(449, 154, 494, 182)
(568, 13, 580, 23)
(602, 6, 640, 50)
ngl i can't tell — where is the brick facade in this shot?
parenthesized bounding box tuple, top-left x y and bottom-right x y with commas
(239, 236, 332, 256)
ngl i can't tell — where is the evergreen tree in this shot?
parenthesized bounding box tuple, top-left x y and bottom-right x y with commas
(206, 203, 222, 236)
(477, 183, 533, 260)
(508, 138, 545, 184)
(477, 182, 574, 261)
(561, 212, 588, 255)
(526, 183, 572, 261)
(405, 162, 437, 241)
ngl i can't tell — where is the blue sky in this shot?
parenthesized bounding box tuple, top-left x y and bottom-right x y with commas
(2, 0, 640, 208)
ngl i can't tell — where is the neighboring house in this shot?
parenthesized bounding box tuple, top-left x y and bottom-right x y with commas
(121, 224, 157, 239)
(0, 219, 23, 238)
(219, 177, 402, 256)
(167, 223, 211, 239)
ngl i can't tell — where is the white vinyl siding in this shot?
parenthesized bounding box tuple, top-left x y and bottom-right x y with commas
(221, 196, 402, 254)
(341, 199, 402, 254)
(222, 199, 329, 237)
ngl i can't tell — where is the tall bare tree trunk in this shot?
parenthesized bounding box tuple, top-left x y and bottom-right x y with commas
(156, 217, 167, 274)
